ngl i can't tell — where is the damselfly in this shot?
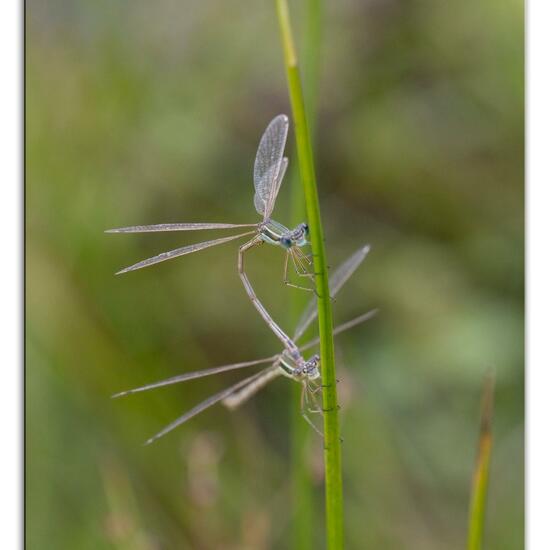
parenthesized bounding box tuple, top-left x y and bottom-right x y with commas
(107, 115, 312, 355)
(113, 245, 375, 444)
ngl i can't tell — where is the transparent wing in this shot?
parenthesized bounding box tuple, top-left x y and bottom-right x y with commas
(106, 222, 256, 233)
(222, 366, 282, 410)
(264, 157, 288, 219)
(326, 244, 371, 298)
(112, 354, 279, 398)
(253, 157, 288, 217)
(115, 230, 255, 274)
(144, 367, 278, 445)
(298, 309, 378, 353)
(253, 114, 289, 219)
(293, 245, 371, 341)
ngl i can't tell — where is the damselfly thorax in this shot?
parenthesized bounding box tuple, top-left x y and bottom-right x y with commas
(258, 219, 309, 249)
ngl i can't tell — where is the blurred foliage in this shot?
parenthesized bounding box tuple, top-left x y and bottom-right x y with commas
(26, 0, 523, 548)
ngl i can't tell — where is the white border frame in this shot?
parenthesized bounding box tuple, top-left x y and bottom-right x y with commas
(527, 0, 550, 548)
(0, 0, 22, 546)
(5, 0, 537, 548)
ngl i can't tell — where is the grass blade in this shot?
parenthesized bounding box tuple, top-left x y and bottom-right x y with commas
(288, 2, 323, 549)
(467, 371, 496, 550)
(275, 1, 343, 548)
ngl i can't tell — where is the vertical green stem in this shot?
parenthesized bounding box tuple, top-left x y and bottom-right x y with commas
(288, 2, 323, 549)
(467, 372, 495, 550)
(290, 379, 314, 550)
(275, 1, 344, 549)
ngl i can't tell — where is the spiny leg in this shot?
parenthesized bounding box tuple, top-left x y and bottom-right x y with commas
(293, 248, 337, 302)
(293, 247, 314, 276)
(300, 382, 324, 437)
(283, 250, 316, 293)
(306, 379, 324, 415)
(295, 247, 324, 279)
(293, 248, 321, 287)
(299, 250, 332, 273)
(294, 246, 313, 268)
(285, 249, 319, 295)
(295, 247, 337, 302)
(305, 380, 343, 443)
(292, 250, 321, 296)
(238, 238, 299, 356)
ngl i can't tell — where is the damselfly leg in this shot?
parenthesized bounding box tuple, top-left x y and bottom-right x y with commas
(300, 381, 324, 438)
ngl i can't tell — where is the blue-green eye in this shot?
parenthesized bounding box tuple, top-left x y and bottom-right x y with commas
(303, 224, 309, 236)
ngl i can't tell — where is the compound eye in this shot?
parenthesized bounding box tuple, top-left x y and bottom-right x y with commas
(281, 237, 292, 248)
(303, 223, 309, 235)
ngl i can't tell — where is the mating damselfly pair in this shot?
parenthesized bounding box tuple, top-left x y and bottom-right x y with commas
(108, 115, 375, 443)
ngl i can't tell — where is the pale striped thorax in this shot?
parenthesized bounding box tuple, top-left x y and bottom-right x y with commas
(258, 219, 309, 250)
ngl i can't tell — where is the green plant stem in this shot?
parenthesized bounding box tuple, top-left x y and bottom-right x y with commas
(467, 372, 495, 550)
(289, 132, 314, 550)
(290, 380, 314, 549)
(289, 161, 314, 550)
(288, 2, 323, 549)
(275, 1, 344, 548)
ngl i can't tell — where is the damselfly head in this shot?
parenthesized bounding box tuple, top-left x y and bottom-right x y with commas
(292, 222, 309, 247)
(309, 354, 321, 378)
(297, 354, 320, 380)
(281, 222, 309, 249)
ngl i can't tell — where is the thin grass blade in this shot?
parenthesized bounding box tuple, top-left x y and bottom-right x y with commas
(467, 371, 496, 550)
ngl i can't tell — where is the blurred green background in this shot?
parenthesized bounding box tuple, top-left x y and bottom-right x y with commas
(26, 0, 523, 548)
